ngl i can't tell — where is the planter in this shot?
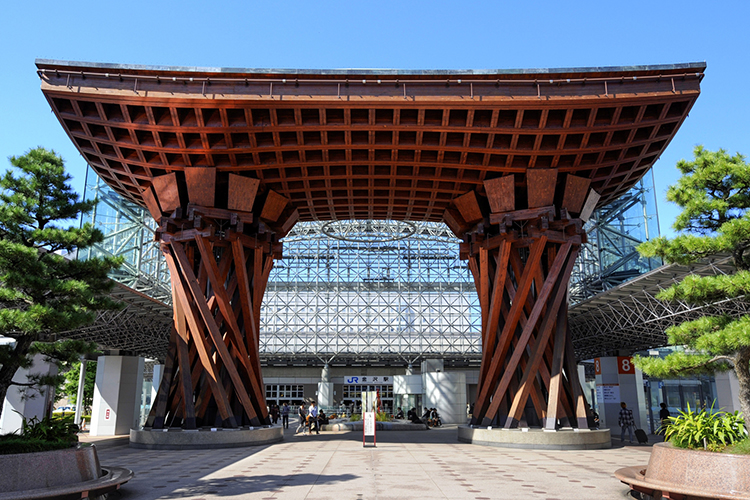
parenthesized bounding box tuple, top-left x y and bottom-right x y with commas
(615, 442, 750, 500)
(130, 426, 283, 449)
(0, 445, 133, 500)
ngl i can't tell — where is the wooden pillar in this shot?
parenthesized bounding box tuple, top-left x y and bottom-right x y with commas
(447, 172, 597, 429)
(142, 170, 297, 429)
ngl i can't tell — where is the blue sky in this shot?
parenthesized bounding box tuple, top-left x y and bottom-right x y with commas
(1, 0, 748, 237)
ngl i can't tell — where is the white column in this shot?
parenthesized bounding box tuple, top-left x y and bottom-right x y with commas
(715, 370, 741, 412)
(73, 359, 87, 427)
(90, 355, 144, 436)
(594, 356, 647, 431)
(317, 364, 334, 407)
(0, 354, 59, 434)
(151, 364, 164, 408)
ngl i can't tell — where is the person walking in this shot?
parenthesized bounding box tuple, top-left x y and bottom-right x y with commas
(296, 403, 307, 435)
(658, 402, 671, 434)
(619, 401, 635, 443)
(309, 401, 320, 435)
(271, 404, 279, 424)
(281, 402, 290, 429)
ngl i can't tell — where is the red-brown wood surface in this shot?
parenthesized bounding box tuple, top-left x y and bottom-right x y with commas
(38, 61, 703, 223)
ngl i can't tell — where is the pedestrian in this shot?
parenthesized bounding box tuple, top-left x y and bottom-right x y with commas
(296, 403, 307, 435)
(309, 401, 320, 435)
(619, 401, 635, 443)
(271, 404, 279, 424)
(281, 402, 290, 429)
(658, 402, 670, 433)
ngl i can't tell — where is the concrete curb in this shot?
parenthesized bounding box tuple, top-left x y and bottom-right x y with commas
(457, 425, 612, 450)
(130, 426, 284, 450)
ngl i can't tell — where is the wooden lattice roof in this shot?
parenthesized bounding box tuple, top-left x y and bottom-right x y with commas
(37, 60, 705, 222)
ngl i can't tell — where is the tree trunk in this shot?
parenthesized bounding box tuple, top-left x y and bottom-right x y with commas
(0, 336, 34, 421)
(734, 348, 750, 435)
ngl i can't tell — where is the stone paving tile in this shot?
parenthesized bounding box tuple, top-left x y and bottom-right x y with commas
(93, 426, 649, 499)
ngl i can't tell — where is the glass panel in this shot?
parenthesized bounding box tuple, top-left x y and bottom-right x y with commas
(664, 385, 681, 414)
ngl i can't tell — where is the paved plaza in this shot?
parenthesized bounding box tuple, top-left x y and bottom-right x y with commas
(87, 427, 655, 499)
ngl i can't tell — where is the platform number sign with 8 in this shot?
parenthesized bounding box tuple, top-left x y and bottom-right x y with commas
(617, 356, 635, 374)
(594, 358, 601, 375)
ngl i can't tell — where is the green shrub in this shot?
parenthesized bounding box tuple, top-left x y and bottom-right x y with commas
(375, 411, 391, 422)
(0, 414, 79, 455)
(349, 413, 361, 421)
(0, 435, 76, 455)
(723, 438, 750, 455)
(20, 415, 79, 444)
(664, 404, 747, 451)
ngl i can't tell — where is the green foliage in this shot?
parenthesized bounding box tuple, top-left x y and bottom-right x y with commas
(0, 435, 77, 455)
(58, 360, 97, 411)
(376, 411, 391, 422)
(0, 413, 79, 455)
(634, 147, 750, 430)
(664, 404, 747, 451)
(19, 414, 78, 444)
(638, 146, 750, 271)
(349, 413, 362, 421)
(724, 438, 750, 455)
(0, 147, 122, 419)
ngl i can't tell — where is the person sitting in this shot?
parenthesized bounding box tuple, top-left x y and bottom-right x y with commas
(408, 408, 422, 424)
(395, 407, 404, 419)
(318, 410, 329, 425)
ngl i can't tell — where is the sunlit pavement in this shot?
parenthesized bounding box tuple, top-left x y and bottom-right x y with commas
(88, 426, 650, 499)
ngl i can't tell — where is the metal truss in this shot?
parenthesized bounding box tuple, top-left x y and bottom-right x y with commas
(79, 168, 172, 304)
(261, 221, 481, 366)
(569, 254, 750, 360)
(60, 283, 172, 360)
(569, 172, 662, 304)
(75, 169, 717, 365)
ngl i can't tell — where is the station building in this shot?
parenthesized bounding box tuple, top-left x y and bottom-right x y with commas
(3, 60, 748, 437)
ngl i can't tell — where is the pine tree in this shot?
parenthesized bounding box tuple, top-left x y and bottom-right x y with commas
(0, 147, 121, 419)
(635, 146, 750, 430)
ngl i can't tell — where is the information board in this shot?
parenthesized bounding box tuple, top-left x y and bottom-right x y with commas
(364, 412, 376, 437)
(595, 383, 621, 403)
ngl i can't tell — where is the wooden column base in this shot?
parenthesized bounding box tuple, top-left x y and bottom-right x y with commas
(145, 208, 278, 429)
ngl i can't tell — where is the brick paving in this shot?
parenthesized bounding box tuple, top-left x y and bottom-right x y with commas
(89, 426, 651, 499)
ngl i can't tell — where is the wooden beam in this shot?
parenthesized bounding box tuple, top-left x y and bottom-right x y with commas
(579, 189, 601, 222)
(544, 299, 568, 430)
(453, 191, 484, 224)
(260, 190, 289, 222)
(501, 246, 579, 427)
(483, 241, 572, 426)
(194, 235, 267, 424)
(472, 236, 546, 424)
(171, 241, 260, 425)
(152, 172, 182, 213)
(163, 248, 236, 427)
(561, 174, 591, 215)
(527, 169, 557, 209)
(227, 173, 260, 213)
(185, 167, 216, 207)
(484, 175, 515, 213)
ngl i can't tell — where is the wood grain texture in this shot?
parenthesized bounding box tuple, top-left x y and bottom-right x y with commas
(453, 191, 484, 224)
(484, 176, 515, 213)
(561, 174, 591, 215)
(260, 190, 289, 222)
(527, 169, 558, 209)
(185, 167, 216, 207)
(227, 174, 260, 213)
(39, 61, 702, 222)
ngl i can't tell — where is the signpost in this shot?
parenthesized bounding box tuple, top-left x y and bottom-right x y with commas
(362, 391, 378, 447)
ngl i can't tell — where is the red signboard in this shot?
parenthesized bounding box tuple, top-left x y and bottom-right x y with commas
(105, 408, 111, 420)
(594, 358, 601, 375)
(617, 356, 635, 374)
